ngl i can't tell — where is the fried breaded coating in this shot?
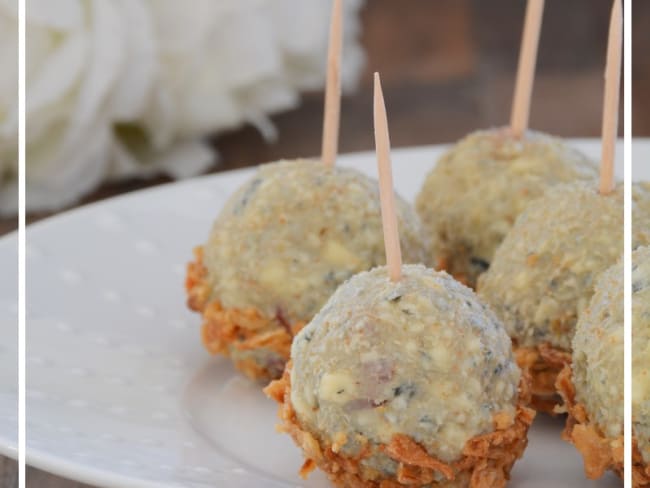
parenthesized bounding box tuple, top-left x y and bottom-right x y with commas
(265, 363, 534, 488)
(514, 342, 571, 413)
(187, 247, 304, 381)
(556, 365, 624, 481)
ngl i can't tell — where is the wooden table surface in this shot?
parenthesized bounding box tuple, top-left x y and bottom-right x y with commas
(1, 0, 644, 486)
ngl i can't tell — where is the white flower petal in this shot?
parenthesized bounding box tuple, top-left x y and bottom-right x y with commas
(244, 111, 277, 142)
(25, 121, 112, 212)
(26, 31, 86, 115)
(0, 0, 17, 19)
(26, 0, 83, 30)
(63, 0, 125, 146)
(270, 0, 331, 56)
(110, 137, 141, 177)
(208, 5, 283, 87)
(150, 140, 215, 179)
(236, 79, 299, 127)
(138, 86, 176, 150)
(6, 0, 367, 214)
(0, 4, 18, 135)
(109, 0, 157, 120)
(109, 137, 214, 181)
(146, 0, 230, 54)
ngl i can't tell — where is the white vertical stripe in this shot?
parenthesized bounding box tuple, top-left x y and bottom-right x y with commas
(18, 0, 25, 485)
(623, 0, 632, 485)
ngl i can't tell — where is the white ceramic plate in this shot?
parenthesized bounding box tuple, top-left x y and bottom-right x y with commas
(0, 230, 17, 461)
(3, 140, 646, 487)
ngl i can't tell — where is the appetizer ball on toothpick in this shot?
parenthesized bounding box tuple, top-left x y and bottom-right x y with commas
(415, 130, 596, 288)
(415, 0, 597, 288)
(478, 0, 623, 413)
(477, 181, 622, 411)
(558, 245, 650, 486)
(633, 246, 650, 486)
(185, 1, 426, 381)
(265, 73, 534, 488)
(187, 160, 425, 381)
(556, 256, 623, 480)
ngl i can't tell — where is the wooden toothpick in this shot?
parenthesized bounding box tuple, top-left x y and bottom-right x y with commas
(321, 0, 343, 167)
(599, 0, 622, 195)
(373, 73, 402, 282)
(510, 0, 545, 138)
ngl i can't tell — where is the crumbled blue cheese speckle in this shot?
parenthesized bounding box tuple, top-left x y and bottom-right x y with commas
(290, 264, 520, 464)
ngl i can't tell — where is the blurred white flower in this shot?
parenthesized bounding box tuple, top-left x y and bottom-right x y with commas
(0, 0, 18, 211)
(0, 0, 365, 214)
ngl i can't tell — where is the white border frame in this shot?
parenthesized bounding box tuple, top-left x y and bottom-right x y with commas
(18, 0, 26, 486)
(624, 0, 632, 486)
(13, 2, 636, 487)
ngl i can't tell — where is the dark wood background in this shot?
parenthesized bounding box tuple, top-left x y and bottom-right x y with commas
(1, 0, 645, 486)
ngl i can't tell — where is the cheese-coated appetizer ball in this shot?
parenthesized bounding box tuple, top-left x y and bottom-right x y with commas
(556, 258, 623, 480)
(186, 160, 426, 381)
(633, 246, 650, 486)
(266, 265, 534, 487)
(478, 181, 623, 411)
(416, 128, 597, 288)
(634, 182, 650, 249)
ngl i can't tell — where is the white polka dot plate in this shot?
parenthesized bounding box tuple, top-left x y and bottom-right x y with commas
(3, 141, 641, 487)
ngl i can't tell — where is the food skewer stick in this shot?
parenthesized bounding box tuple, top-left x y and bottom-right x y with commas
(510, 0, 545, 138)
(373, 73, 402, 282)
(599, 0, 622, 195)
(321, 0, 344, 167)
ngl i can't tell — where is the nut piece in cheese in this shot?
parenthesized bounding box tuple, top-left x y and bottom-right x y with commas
(322, 240, 361, 269)
(319, 372, 358, 404)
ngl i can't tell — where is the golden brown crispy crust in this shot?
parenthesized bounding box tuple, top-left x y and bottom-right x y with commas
(185, 247, 211, 312)
(514, 342, 571, 414)
(436, 255, 472, 289)
(186, 246, 305, 381)
(633, 438, 650, 487)
(555, 364, 624, 481)
(265, 362, 535, 488)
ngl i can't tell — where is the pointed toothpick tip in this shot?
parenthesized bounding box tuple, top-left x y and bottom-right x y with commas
(373, 72, 381, 99)
(321, 0, 344, 168)
(373, 72, 402, 282)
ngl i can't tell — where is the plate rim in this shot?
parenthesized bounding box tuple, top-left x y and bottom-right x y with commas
(26, 449, 166, 488)
(0, 436, 17, 460)
(8, 137, 644, 245)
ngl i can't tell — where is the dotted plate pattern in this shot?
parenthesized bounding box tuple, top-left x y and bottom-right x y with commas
(0, 142, 637, 487)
